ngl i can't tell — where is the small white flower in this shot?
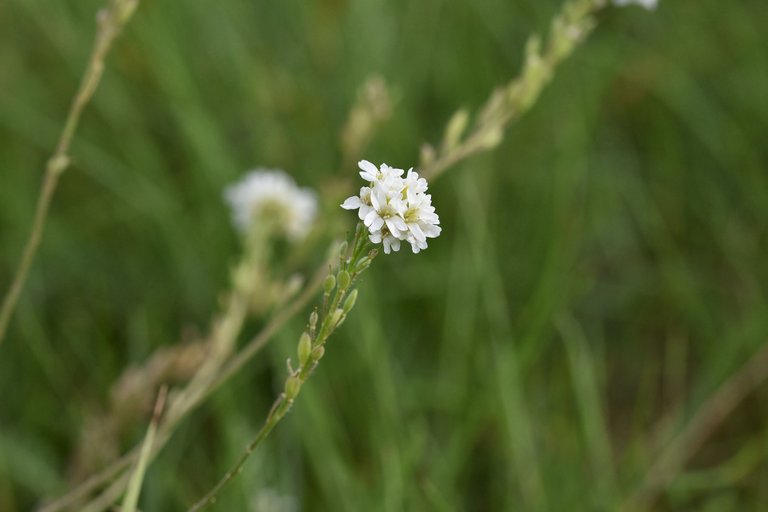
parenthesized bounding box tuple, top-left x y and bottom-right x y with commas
(340, 186, 374, 222)
(225, 169, 317, 240)
(341, 160, 441, 254)
(613, 0, 657, 9)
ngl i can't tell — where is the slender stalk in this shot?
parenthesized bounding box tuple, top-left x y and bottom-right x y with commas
(421, 0, 605, 181)
(38, 258, 329, 512)
(0, 0, 140, 345)
(120, 387, 167, 512)
(187, 397, 292, 512)
(621, 341, 768, 511)
(188, 229, 374, 511)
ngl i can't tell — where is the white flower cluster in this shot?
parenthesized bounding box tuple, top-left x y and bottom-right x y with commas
(613, 0, 657, 9)
(225, 169, 317, 241)
(341, 160, 441, 254)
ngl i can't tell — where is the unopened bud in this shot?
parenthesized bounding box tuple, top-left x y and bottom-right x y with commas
(337, 270, 351, 290)
(442, 109, 469, 152)
(285, 376, 301, 400)
(354, 256, 371, 273)
(480, 127, 503, 150)
(309, 310, 319, 329)
(420, 143, 436, 166)
(323, 274, 336, 294)
(298, 332, 312, 366)
(311, 345, 325, 361)
(330, 308, 344, 327)
(342, 289, 358, 313)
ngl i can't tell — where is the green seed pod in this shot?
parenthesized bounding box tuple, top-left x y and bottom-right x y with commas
(342, 289, 358, 313)
(323, 274, 336, 294)
(311, 345, 325, 361)
(330, 308, 344, 327)
(285, 376, 301, 400)
(354, 256, 371, 273)
(309, 310, 319, 329)
(337, 270, 351, 290)
(298, 332, 312, 366)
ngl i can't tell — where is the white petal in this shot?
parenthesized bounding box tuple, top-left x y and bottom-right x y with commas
(358, 205, 372, 220)
(409, 222, 426, 242)
(358, 160, 379, 181)
(385, 218, 403, 238)
(341, 196, 361, 209)
(370, 215, 385, 232)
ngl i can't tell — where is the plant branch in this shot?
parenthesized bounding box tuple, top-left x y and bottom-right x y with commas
(420, 0, 605, 181)
(0, 0, 140, 345)
(187, 228, 374, 511)
(38, 257, 329, 512)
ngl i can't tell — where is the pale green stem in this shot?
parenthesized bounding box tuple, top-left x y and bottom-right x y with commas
(0, 0, 141, 345)
(38, 257, 330, 512)
(120, 387, 167, 512)
(187, 228, 374, 512)
(421, 0, 606, 181)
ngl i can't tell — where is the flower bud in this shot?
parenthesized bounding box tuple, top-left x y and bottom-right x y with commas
(309, 310, 319, 329)
(285, 376, 301, 400)
(354, 256, 371, 273)
(480, 127, 503, 150)
(311, 345, 325, 361)
(338, 240, 349, 260)
(337, 270, 351, 290)
(330, 308, 344, 327)
(298, 332, 312, 366)
(342, 289, 358, 313)
(420, 143, 436, 167)
(442, 109, 469, 152)
(323, 274, 336, 294)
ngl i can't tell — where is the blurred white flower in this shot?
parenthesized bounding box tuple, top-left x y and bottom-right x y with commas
(251, 487, 297, 512)
(341, 160, 441, 254)
(613, 0, 657, 9)
(225, 169, 317, 240)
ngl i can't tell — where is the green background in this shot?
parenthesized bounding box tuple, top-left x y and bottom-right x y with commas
(2, 0, 768, 510)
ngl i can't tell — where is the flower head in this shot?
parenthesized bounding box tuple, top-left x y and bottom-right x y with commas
(341, 160, 441, 254)
(225, 169, 317, 240)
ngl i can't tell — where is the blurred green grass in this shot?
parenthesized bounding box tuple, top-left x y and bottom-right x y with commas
(2, 0, 768, 510)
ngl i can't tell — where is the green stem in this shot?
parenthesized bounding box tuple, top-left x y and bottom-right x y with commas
(186, 226, 374, 511)
(187, 396, 293, 512)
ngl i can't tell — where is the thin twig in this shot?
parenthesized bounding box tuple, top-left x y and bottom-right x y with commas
(621, 341, 768, 511)
(187, 396, 291, 512)
(187, 231, 372, 511)
(120, 386, 167, 512)
(0, 0, 140, 344)
(420, 0, 604, 182)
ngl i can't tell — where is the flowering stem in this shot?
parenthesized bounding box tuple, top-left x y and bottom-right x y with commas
(187, 225, 375, 512)
(420, 0, 605, 181)
(40, 228, 330, 512)
(0, 0, 140, 345)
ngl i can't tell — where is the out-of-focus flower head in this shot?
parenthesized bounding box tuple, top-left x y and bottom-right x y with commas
(341, 160, 441, 254)
(225, 169, 317, 241)
(613, 0, 657, 9)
